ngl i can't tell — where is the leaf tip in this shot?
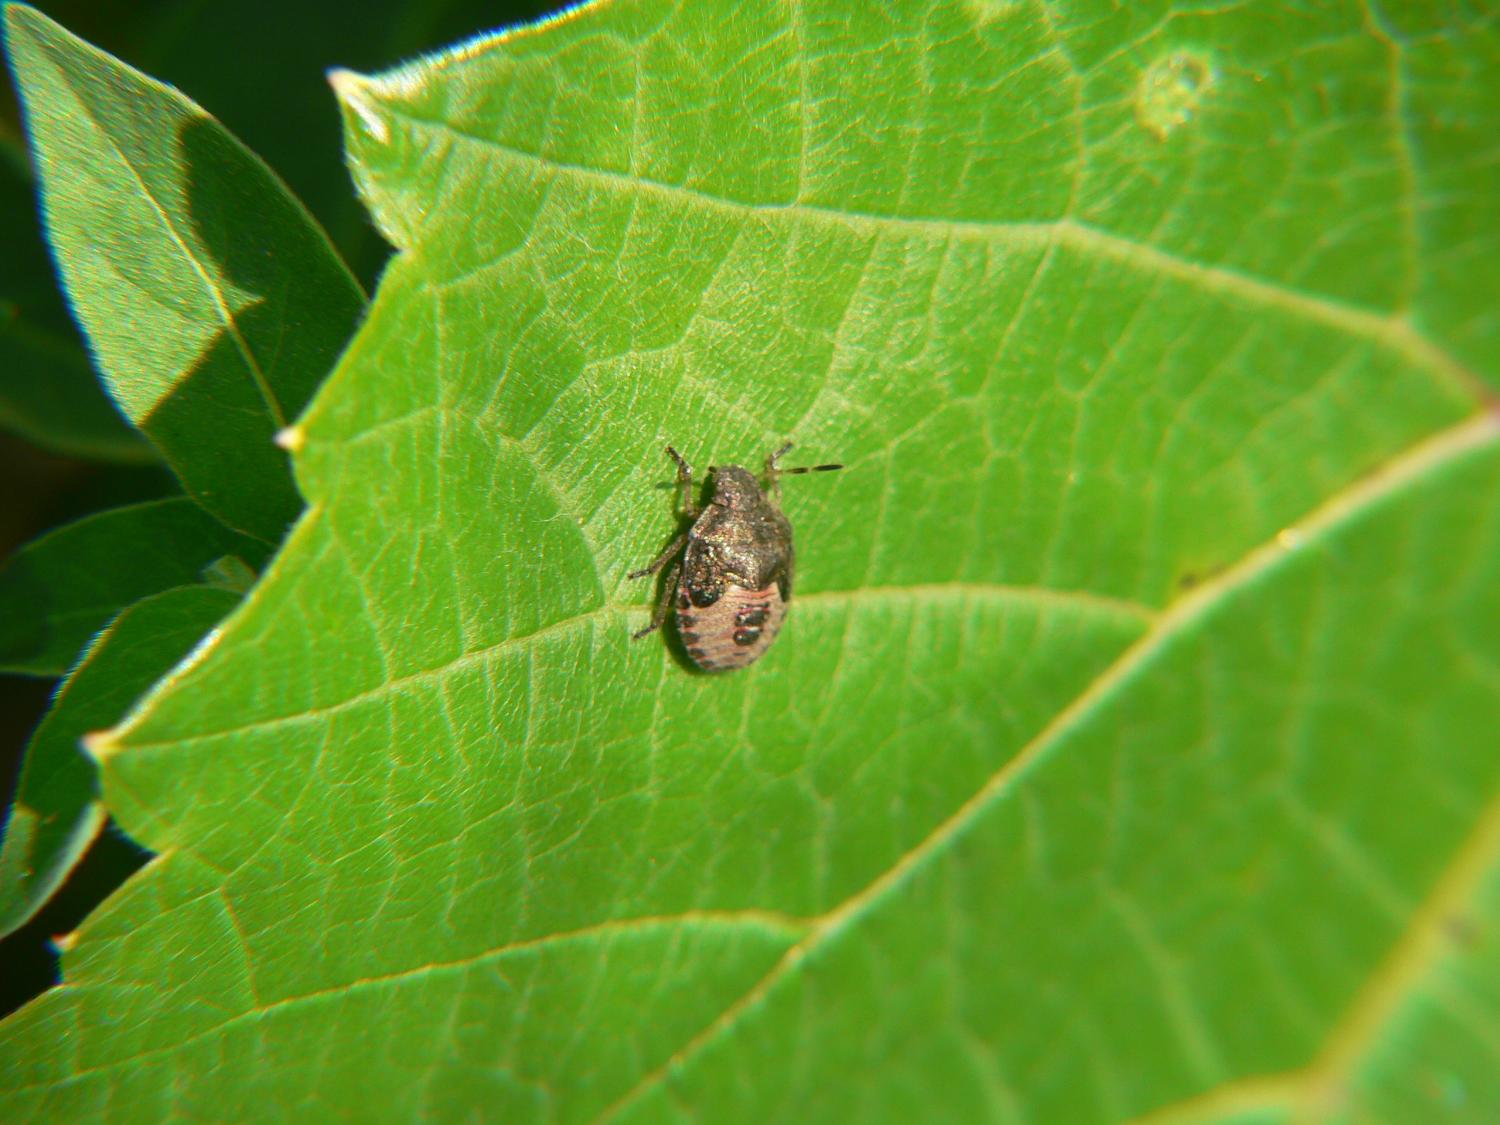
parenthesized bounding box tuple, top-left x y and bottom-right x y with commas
(80, 728, 121, 763)
(2, 2, 33, 30)
(329, 67, 390, 145)
(2, 2, 37, 52)
(50, 929, 79, 955)
(4, 2, 70, 61)
(274, 424, 305, 453)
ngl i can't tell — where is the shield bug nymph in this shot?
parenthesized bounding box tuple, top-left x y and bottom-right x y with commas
(629, 442, 842, 672)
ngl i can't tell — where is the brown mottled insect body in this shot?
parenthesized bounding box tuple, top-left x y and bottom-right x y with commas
(630, 444, 840, 672)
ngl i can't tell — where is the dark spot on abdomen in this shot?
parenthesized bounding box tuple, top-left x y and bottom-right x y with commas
(689, 585, 721, 607)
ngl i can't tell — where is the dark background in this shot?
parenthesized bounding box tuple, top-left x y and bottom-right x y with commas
(1, 0, 568, 1016)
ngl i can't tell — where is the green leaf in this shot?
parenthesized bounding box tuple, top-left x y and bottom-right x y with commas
(3, 4, 365, 540)
(0, 496, 265, 676)
(3, 1, 1498, 1120)
(0, 138, 151, 463)
(0, 584, 240, 938)
(74, 0, 591, 288)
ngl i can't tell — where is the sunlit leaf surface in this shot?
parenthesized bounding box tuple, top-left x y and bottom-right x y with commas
(0, 141, 149, 463)
(2, 1, 1497, 1120)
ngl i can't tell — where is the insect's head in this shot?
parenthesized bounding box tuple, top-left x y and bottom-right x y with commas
(708, 464, 762, 509)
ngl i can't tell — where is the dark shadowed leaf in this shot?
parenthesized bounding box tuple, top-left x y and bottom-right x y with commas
(0, 585, 239, 937)
(0, 496, 264, 676)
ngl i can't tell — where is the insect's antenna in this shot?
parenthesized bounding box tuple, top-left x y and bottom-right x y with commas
(779, 463, 843, 476)
(766, 441, 841, 476)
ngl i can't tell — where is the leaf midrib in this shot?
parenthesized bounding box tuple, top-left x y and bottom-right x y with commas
(1127, 769, 1500, 1124)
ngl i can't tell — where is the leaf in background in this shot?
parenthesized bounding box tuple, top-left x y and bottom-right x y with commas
(92, 0, 576, 288)
(0, 496, 265, 676)
(0, 584, 239, 938)
(3, 4, 365, 541)
(3, 1, 1499, 1120)
(0, 136, 150, 463)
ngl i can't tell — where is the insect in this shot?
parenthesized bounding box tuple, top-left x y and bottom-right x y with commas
(629, 442, 842, 671)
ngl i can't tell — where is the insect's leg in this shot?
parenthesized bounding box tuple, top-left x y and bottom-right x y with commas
(765, 441, 794, 495)
(666, 445, 698, 519)
(768, 441, 792, 477)
(628, 532, 688, 580)
(632, 561, 680, 640)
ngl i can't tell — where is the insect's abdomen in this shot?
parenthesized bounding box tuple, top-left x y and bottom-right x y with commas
(676, 583, 786, 672)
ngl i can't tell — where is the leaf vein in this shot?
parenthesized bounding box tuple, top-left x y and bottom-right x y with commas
(11, 912, 809, 1100)
(597, 411, 1500, 1121)
(114, 582, 1151, 749)
(371, 103, 1488, 402)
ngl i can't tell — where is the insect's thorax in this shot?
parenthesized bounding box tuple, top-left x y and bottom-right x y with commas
(684, 499, 794, 595)
(627, 446, 836, 669)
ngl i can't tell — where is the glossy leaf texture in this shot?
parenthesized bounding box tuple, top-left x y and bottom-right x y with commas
(3, 1, 1499, 1121)
(3, 4, 365, 541)
(0, 586, 240, 937)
